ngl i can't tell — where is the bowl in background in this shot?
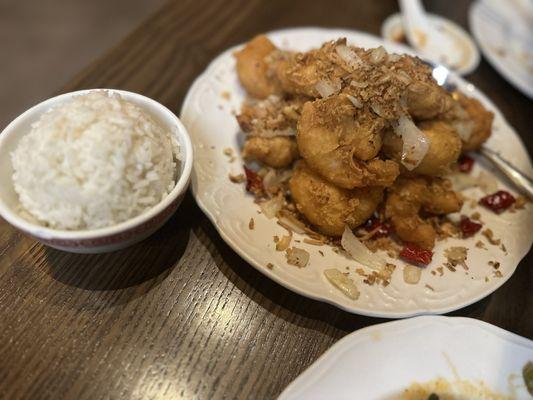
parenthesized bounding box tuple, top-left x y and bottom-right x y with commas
(0, 89, 193, 253)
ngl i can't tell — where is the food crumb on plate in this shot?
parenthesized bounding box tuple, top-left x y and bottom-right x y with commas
(324, 268, 360, 300)
(248, 217, 255, 230)
(285, 247, 310, 267)
(276, 235, 291, 251)
(303, 237, 324, 246)
(482, 228, 501, 245)
(444, 246, 468, 270)
(229, 173, 246, 183)
(266, 262, 274, 269)
(475, 240, 487, 249)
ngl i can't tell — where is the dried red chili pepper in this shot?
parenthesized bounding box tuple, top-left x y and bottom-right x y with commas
(479, 190, 515, 213)
(400, 243, 433, 266)
(243, 166, 263, 193)
(458, 154, 475, 173)
(459, 216, 482, 238)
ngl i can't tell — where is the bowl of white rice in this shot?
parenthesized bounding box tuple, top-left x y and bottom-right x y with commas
(0, 89, 192, 253)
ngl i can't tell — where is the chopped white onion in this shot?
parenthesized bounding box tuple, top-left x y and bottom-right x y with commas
(341, 226, 385, 271)
(335, 44, 364, 71)
(403, 265, 422, 284)
(276, 235, 291, 251)
(393, 115, 431, 170)
(346, 94, 363, 109)
(370, 103, 388, 118)
(286, 247, 310, 268)
(350, 80, 368, 89)
(324, 269, 360, 300)
(451, 120, 475, 142)
(278, 215, 307, 234)
(387, 53, 401, 62)
(369, 46, 387, 64)
(259, 194, 283, 218)
(314, 79, 341, 98)
(395, 71, 411, 85)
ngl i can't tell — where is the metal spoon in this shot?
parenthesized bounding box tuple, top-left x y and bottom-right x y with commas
(429, 62, 533, 199)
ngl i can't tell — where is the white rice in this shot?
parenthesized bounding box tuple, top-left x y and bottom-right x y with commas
(11, 90, 180, 230)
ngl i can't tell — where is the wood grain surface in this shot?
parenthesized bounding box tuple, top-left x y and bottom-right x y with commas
(0, 1, 531, 399)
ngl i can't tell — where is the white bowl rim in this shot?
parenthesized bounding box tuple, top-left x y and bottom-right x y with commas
(0, 88, 193, 240)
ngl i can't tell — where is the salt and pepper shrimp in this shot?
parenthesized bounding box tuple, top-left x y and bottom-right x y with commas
(449, 92, 494, 151)
(290, 162, 383, 236)
(233, 36, 490, 254)
(235, 35, 284, 99)
(297, 95, 399, 188)
(385, 177, 463, 249)
(242, 137, 299, 168)
(237, 95, 306, 168)
(382, 120, 462, 176)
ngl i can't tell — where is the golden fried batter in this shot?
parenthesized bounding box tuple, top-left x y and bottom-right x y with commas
(403, 81, 454, 120)
(455, 93, 493, 151)
(235, 35, 283, 99)
(383, 120, 462, 176)
(290, 162, 383, 236)
(297, 95, 399, 188)
(237, 95, 307, 135)
(242, 136, 299, 168)
(385, 177, 463, 249)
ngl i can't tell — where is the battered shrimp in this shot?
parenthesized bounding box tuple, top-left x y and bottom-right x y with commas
(290, 162, 383, 236)
(382, 120, 462, 176)
(403, 81, 453, 120)
(385, 178, 463, 249)
(235, 35, 284, 99)
(453, 92, 493, 151)
(297, 95, 399, 188)
(242, 136, 299, 168)
(275, 39, 352, 98)
(237, 95, 306, 168)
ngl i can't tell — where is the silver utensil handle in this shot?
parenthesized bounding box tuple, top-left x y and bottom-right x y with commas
(480, 147, 533, 200)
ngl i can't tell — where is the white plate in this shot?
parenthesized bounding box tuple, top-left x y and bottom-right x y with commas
(181, 27, 533, 318)
(470, 0, 533, 98)
(278, 316, 533, 399)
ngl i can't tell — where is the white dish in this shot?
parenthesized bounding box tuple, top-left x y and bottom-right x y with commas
(381, 12, 481, 75)
(0, 89, 193, 253)
(470, 0, 533, 98)
(278, 316, 533, 399)
(181, 27, 533, 318)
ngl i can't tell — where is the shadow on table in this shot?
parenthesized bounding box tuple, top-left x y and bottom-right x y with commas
(196, 217, 492, 338)
(44, 196, 193, 294)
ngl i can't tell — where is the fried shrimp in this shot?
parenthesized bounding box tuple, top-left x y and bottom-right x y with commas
(235, 35, 284, 99)
(297, 95, 399, 188)
(242, 136, 299, 168)
(402, 82, 453, 120)
(237, 95, 306, 168)
(385, 177, 463, 249)
(275, 40, 351, 98)
(383, 120, 462, 176)
(453, 92, 494, 151)
(290, 162, 383, 236)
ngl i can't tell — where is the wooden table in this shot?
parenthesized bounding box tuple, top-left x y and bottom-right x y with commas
(1, 1, 531, 399)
